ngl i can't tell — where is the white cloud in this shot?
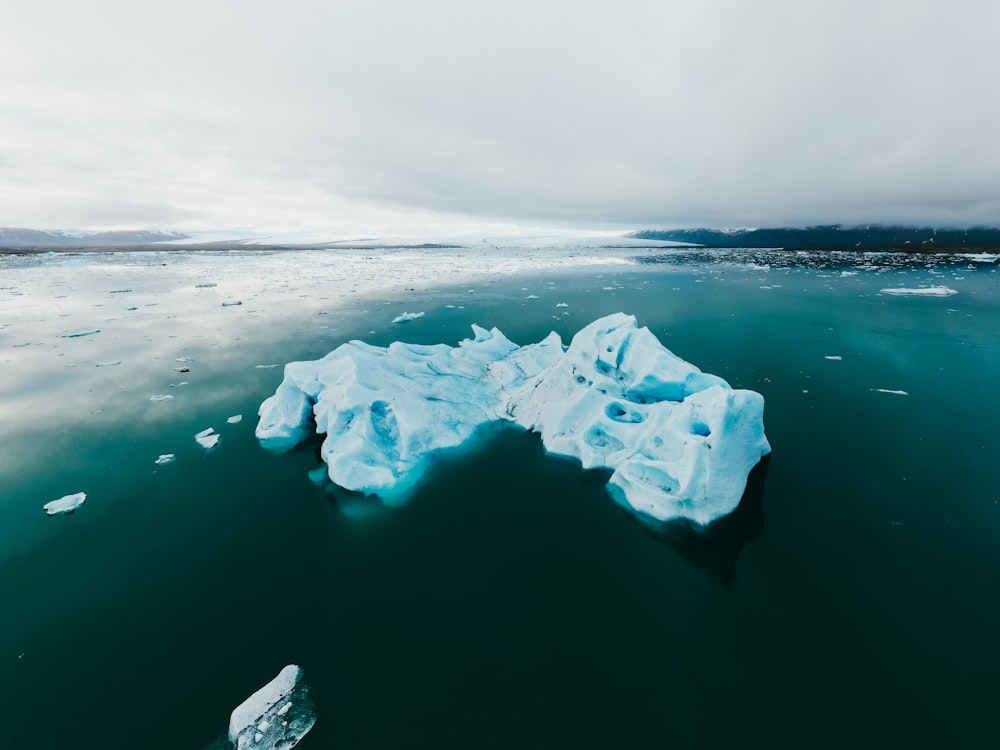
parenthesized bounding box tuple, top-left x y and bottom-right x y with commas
(2, 0, 999, 233)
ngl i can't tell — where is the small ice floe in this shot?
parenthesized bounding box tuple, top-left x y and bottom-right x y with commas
(95, 361, 121, 367)
(879, 286, 958, 296)
(125, 306, 139, 311)
(154, 454, 176, 465)
(526, 294, 540, 300)
(227, 414, 243, 424)
(150, 394, 174, 402)
(63, 329, 100, 338)
(175, 356, 194, 363)
(195, 282, 218, 288)
(227, 664, 316, 750)
(555, 302, 569, 308)
(841, 271, 858, 277)
(255, 364, 281, 369)
(873, 388, 909, 396)
(391, 311, 425, 324)
(222, 300, 243, 307)
(44, 492, 86, 516)
(824, 355, 843, 361)
(965, 253, 997, 263)
(195, 428, 220, 449)
(12, 342, 31, 348)
(174, 366, 190, 373)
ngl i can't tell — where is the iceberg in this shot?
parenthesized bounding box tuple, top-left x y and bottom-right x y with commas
(257, 313, 771, 525)
(880, 286, 958, 296)
(44, 492, 86, 516)
(227, 664, 315, 750)
(195, 428, 220, 449)
(391, 311, 425, 323)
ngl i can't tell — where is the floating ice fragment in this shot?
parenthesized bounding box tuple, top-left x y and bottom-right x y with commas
(227, 414, 243, 424)
(175, 356, 194, 363)
(222, 300, 243, 307)
(873, 388, 909, 395)
(965, 253, 997, 263)
(228, 665, 316, 750)
(257, 313, 770, 525)
(195, 282, 218, 288)
(824, 355, 842, 361)
(96, 361, 121, 367)
(391, 311, 425, 323)
(556, 302, 569, 308)
(526, 294, 540, 300)
(44, 492, 86, 516)
(155, 454, 176, 465)
(150, 394, 174, 402)
(195, 428, 220, 448)
(255, 364, 281, 369)
(879, 286, 957, 296)
(63, 329, 100, 338)
(174, 366, 190, 372)
(13, 342, 32, 348)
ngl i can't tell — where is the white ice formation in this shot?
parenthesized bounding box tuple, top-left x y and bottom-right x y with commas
(44, 492, 86, 516)
(256, 313, 770, 525)
(880, 286, 958, 296)
(195, 428, 220, 449)
(228, 664, 315, 750)
(391, 311, 425, 323)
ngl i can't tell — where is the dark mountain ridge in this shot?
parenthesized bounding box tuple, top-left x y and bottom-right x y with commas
(631, 225, 1000, 250)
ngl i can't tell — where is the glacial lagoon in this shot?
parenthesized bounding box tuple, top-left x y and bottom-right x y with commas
(2, 246, 999, 748)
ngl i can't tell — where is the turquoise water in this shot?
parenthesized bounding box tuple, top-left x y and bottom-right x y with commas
(2, 250, 998, 748)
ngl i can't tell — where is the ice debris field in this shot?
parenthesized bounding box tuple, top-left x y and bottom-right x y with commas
(257, 313, 771, 525)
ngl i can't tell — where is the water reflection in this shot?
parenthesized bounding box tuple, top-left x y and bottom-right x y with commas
(635, 454, 769, 587)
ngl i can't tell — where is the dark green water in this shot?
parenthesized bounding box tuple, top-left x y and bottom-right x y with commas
(2, 251, 999, 748)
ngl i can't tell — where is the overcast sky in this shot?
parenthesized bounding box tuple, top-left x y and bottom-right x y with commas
(2, 0, 999, 236)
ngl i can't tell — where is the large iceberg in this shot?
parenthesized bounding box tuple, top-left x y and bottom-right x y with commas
(227, 664, 315, 750)
(256, 313, 770, 525)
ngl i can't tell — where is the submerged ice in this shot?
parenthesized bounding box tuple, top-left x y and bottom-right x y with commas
(257, 313, 770, 525)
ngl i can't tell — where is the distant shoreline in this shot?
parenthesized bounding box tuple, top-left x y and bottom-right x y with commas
(3, 243, 999, 256)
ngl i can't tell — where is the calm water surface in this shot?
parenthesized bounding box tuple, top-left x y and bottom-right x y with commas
(1, 248, 998, 748)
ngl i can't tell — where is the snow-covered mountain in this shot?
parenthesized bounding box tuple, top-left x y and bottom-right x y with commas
(0, 228, 189, 247)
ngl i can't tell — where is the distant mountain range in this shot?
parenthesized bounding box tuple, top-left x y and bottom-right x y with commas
(630, 225, 1000, 250)
(0, 228, 189, 247)
(5, 224, 1000, 251)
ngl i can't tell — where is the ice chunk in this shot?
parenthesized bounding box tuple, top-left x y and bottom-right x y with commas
(880, 286, 957, 296)
(228, 664, 316, 750)
(227, 414, 243, 424)
(195, 428, 220, 448)
(95, 361, 121, 367)
(175, 356, 194, 363)
(824, 355, 842, 360)
(154, 454, 176, 465)
(195, 282, 218, 288)
(391, 311, 425, 323)
(63, 329, 100, 338)
(222, 300, 243, 307)
(44, 492, 86, 516)
(150, 394, 174, 402)
(873, 388, 909, 395)
(965, 253, 997, 263)
(257, 313, 770, 525)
